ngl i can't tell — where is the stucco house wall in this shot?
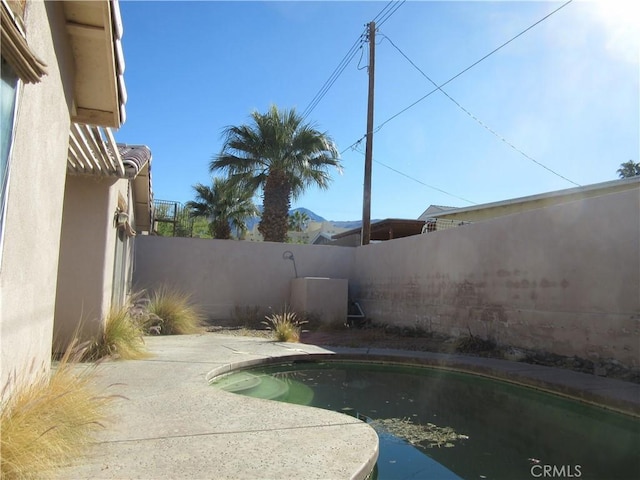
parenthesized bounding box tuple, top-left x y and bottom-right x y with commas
(353, 188, 640, 367)
(1, 0, 134, 398)
(53, 176, 132, 347)
(0, 1, 74, 390)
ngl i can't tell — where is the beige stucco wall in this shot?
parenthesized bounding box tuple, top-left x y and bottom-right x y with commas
(0, 2, 75, 392)
(353, 188, 640, 367)
(133, 237, 355, 321)
(54, 175, 132, 348)
(290, 277, 349, 323)
(132, 188, 638, 368)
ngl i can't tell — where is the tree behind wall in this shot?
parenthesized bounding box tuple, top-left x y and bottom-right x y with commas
(185, 177, 258, 240)
(154, 201, 193, 238)
(617, 160, 640, 178)
(210, 105, 341, 242)
(288, 210, 310, 232)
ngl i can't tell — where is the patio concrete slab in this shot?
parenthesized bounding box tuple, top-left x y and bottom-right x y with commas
(55, 333, 639, 480)
(54, 334, 378, 480)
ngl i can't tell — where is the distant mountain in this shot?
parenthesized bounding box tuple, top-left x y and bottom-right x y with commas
(329, 220, 363, 230)
(244, 206, 375, 233)
(245, 206, 326, 231)
(291, 207, 325, 222)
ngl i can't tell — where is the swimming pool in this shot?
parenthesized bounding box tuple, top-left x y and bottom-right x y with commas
(211, 361, 639, 480)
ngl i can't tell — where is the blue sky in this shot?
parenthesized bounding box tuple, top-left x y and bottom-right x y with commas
(116, 1, 639, 221)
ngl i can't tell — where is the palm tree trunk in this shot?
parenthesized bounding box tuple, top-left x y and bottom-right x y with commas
(259, 171, 291, 242)
(212, 220, 232, 239)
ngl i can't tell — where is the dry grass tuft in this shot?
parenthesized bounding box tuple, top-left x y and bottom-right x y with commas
(84, 305, 148, 361)
(454, 332, 498, 356)
(145, 286, 204, 335)
(1, 346, 114, 479)
(262, 309, 307, 342)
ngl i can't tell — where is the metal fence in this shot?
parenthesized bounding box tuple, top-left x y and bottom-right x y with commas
(421, 217, 472, 234)
(153, 199, 194, 237)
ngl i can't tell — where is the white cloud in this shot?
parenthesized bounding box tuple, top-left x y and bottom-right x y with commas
(579, 0, 640, 64)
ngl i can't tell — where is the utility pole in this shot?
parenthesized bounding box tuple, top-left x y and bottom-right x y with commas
(361, 21, 375, 246)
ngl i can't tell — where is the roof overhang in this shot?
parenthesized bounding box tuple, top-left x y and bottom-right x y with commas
(63, 0, 125, 128)
(131, 162, 152, 231)
(333, 219, 426, 241)
(123, 145, 153, 232)
(1, 0, 48, 83)
(66, 127, 153, 232)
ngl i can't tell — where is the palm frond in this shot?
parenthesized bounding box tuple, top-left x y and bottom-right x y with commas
(209, 105, 342, 241)
(185, 177, 258, 239)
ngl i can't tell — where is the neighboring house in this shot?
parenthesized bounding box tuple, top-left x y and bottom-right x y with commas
(419, 205, 456, 218)
(246, 220, 351, 244)
(0, 0, 150, 396)
(418, 177, 640, 225)
(310, 231, 336, 246)
(290, 221, 351, 245)
(332, 219, 426, 246)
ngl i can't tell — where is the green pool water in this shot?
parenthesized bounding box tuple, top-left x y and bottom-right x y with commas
(211, 361, 640, 480)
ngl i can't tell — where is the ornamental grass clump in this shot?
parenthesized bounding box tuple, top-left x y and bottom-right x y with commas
(84, 305, 148, 361)
(262, 309, 307, 342)
(146, 286, 203, 335)
(1, 346, 114, 479)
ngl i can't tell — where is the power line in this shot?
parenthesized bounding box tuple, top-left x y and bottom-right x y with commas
(376, 0, 406, 28)
(372, 0, 396, 24)
(341, 134, 366, 155)
(301, 0, 406, 120)
(350, 142, 476, 204)
(373, 0, 574, 134)
(301, 29, 366, 121)
(376, 158, 477, 204)
(380, 32, 581, 187)
(338, 1, 575, 206)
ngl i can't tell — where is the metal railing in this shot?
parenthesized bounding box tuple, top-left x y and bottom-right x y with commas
(421, 217, 472, 234)
(153, 199, 194, 237)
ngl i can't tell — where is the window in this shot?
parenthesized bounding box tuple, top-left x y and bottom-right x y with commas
(1, 56, 19, 240)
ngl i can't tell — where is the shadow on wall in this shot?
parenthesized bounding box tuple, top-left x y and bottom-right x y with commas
(133, 188, 640, 368)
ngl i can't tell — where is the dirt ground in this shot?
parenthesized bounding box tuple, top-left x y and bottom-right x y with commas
(206, 322, 457, 354)
(299, 329, 458, 353)
(206, 323, 640, 384)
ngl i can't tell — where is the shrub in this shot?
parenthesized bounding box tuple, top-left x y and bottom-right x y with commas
(232, 305, 262, 329)
(1, 347, 114, 479)
(146, 286, 203, 335)
(84, 305, 148, 361)
(262, 309, 307, 342)
(454, 332, 498, 355)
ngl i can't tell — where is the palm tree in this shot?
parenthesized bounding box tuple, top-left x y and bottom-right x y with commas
(288, 210, 310, 232)
(185, 177, 258, 240)
(617, 160, 640, 178)
(210, 105, 341, 242)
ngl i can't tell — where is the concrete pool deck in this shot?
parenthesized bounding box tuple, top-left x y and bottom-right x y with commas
(55, 333, 640, 479)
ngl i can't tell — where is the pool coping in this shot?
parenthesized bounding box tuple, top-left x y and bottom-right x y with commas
(207, 346, 640, 418)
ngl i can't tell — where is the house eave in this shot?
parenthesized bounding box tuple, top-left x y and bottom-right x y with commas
(63, 0, 125, 129)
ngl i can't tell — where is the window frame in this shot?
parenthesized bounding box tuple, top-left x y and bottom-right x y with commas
(0, 56, 22, 268)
